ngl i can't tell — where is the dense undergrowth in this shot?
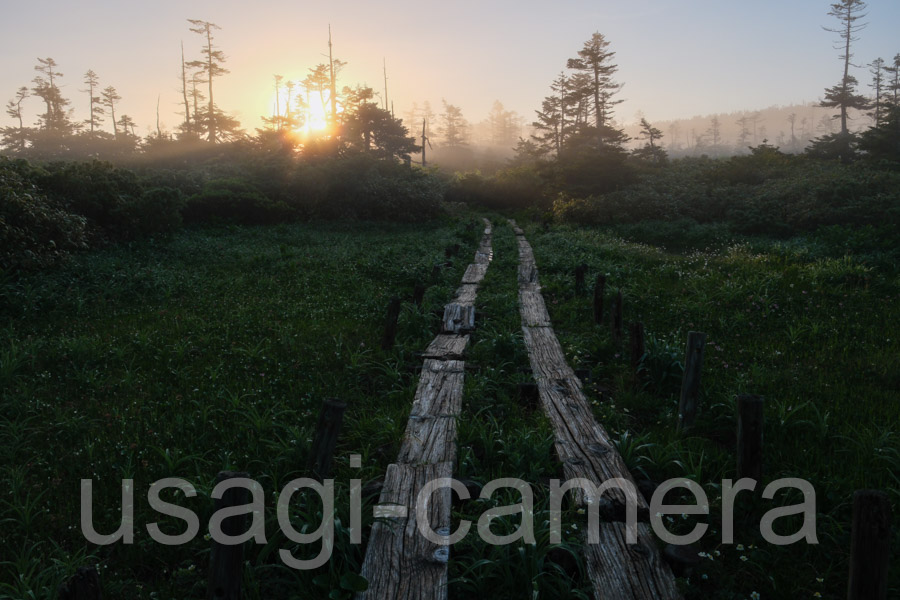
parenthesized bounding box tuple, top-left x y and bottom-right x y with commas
(523, 221, 899, 599)
(0, 218, 480, 599)
(1, 154, 446, 272)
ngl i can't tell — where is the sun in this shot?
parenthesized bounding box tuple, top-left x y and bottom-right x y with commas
(303, 100, 329, 134)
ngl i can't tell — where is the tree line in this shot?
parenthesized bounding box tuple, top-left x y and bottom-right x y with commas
(0, 19, 523, 165)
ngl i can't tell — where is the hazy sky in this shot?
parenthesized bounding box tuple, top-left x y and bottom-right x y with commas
(2, 0, 899, 136)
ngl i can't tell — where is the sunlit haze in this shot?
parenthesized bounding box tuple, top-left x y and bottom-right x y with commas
(2, 0, 899, 136)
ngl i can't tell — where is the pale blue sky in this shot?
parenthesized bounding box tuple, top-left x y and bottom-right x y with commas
(1, 0, 898, 135)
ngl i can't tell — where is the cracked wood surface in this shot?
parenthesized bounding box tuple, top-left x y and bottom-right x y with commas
(357, 219, 492, 600)
(510, 220, 680, 600)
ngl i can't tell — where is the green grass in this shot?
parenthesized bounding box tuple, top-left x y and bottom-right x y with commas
(524, 222, 900, 599)
(0, 218, 482, 599)
(2, 215, 897, 599)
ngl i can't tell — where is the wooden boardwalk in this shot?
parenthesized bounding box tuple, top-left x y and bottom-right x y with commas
(510, 220, 681, 600)
(356, 219, 493, 600)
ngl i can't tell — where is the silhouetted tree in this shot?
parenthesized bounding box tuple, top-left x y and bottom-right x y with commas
(566, 32, 622, 136)
(32, 57, 76, 137)
(81, 70, 104, 136)
(632, 117, 667, 164)
(2, 87, 31, 152)
(813, 0, 868, 160)
(884, 54, 900, 107)
(186, 19, 230, 143)
(101, 86, 121, 138)
(342, 86, 418, 160)
(532, 73, 573, 157)
(867, 57, 885, 126)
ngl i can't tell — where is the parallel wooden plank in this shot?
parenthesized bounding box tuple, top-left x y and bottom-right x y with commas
(409, 360, 465, 418)
(358, 462, 453, 600)
(521, 325, 577, 382)
(397, 415, 458, 465)
(519, 289, 551, 327)
(537, 378, 647, 513)
(461, 263, 488, 285)
(510, 219, 680, 600)
(586, 524, 681, 600)
(422, 334, 469, 360)
(358, 223, 492, 600)
(441, 303, 475, 334)
(453, 284, 479, 306)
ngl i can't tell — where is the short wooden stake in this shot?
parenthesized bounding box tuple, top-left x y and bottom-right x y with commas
(678, 331, 706, 430)
(380, 296, 402, 351)
(629, 322, 646, 373)
(412, 283, 426, 306)
(444, 243, 460, 258)
(308, 399, 347, 479)
(848, 490, 892, 600)
(58, 566, 102, 600)
(593, 275, 606, 324)
(516, 382, 539, 407)
(430, 264, 441, 281)
(575, 263, 587, 294)
(736, 395, 764, 481)
(207, 471, 251, 600)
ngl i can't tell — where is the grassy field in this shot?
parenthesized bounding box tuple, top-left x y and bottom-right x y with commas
(0, 219, 482, 598)
(1, 216, 898, 599)
(524, 222, 900, 599)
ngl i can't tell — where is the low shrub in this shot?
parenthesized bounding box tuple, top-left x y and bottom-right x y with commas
(0, 158, 88, 271)
(182, 178, 296, 225)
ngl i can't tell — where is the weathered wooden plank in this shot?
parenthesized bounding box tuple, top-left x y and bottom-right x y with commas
(519, 289, 551, 327)
(521, 326, 576, 382)
(358, 223, 492, 599)
(461, 263, 488, 284)
(357, 462, 453, 600)
(586, 523, 681, 600)
(441, 303, 475, 334)
(517, 239, 534, 264)
(397, 361, 464, 464)
(422, 334, 469, 360)
(453, 283, 479, 306)
(537, 378, 647, 513)
(510, 220, 680, 600)
(397, 415, 458, 465)
(409, 360, 465, 417)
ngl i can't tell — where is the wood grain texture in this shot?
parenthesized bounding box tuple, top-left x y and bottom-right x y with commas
(509, 219, 680, 600)
(357, 462, 454, 600)
(422, 334, 469, 360)
(357, 223, 493, 599)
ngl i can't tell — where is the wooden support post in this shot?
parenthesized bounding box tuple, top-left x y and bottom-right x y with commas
(593, 275, 606, 324)
(736, 395, 764, 481)
(413, 283, 426, 306)
(575, 263, 588, 295)
(207, 471, 251, 600)
(444, 244, 460, 258)
(848, 490, 892, 600)
(430, 264, 441, 282)
(381, 296, 402, 351)
(308, 399, 347, 478)
(58, 566, 102, 600)
(516, 382, 539, 408)
(629, 322, 646, 373)
(610, 289, 623, 342)
(678, 331, 706, 431)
